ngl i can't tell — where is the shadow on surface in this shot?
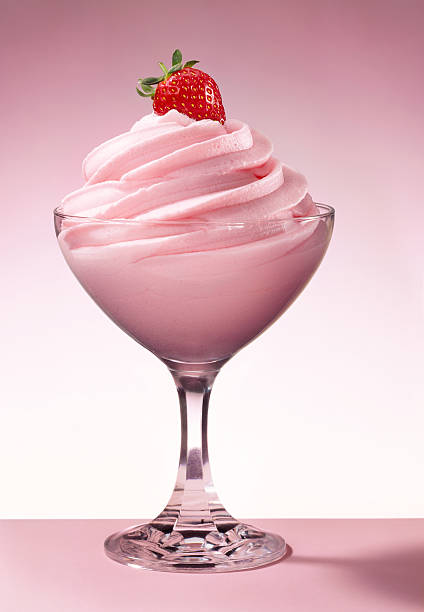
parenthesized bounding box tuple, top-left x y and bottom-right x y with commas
(287, 544, 424, 607)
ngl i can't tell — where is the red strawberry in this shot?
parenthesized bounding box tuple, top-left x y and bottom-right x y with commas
(137, 49, 226, 125)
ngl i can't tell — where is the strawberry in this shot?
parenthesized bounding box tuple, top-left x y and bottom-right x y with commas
(137, 49, 226, 125)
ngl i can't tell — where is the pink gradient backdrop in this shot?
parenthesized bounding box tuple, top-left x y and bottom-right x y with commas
(1, 0, 423, 518)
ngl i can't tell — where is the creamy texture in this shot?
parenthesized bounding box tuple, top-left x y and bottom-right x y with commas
(61, 110, 316, 232)
(58, 111, 330, 361)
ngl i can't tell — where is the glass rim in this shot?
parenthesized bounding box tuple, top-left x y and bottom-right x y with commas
(53, 202, 334, 227)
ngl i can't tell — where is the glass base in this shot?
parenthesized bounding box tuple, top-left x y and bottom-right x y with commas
(104, 521, 286, 573)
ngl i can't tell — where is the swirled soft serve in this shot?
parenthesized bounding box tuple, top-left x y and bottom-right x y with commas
(57, 50, 328, 361)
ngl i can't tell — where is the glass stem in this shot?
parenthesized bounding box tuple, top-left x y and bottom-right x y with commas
(104, 359, 286, 569)
(152, 361, 237, 536)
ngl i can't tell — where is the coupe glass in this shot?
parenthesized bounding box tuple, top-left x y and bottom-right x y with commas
(54, 203, 334, 572)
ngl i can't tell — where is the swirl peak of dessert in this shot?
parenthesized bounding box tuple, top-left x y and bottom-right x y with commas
(61, 50, 316, 229)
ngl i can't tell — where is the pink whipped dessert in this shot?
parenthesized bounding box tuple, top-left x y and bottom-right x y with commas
(57, 54, 332, 363)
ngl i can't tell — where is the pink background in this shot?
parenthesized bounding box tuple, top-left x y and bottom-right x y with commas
(1, 0, 423, 518)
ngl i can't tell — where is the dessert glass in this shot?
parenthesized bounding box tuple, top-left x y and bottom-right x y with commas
(54, 203, 334, 572)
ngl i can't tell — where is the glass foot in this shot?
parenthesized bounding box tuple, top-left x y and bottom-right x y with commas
(104, 521, 286, 573)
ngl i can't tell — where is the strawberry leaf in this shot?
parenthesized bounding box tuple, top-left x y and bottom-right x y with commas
(172, 49, 182, 66)
(168, 62, 182, 75)
(158, 62, 168, 77)
(136, 86, 154, 98)
(184, 60, 199, 68)
(142, 76, 164, 85)
(138, 81, 155, 94)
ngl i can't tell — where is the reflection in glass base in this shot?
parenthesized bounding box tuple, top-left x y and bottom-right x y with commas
(104, 521, 286, 573)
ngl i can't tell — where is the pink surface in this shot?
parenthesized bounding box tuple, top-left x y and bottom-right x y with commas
(1, 519, 424, 611)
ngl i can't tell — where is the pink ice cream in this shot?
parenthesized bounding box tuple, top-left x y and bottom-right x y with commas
(57, 110, 332, 362)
